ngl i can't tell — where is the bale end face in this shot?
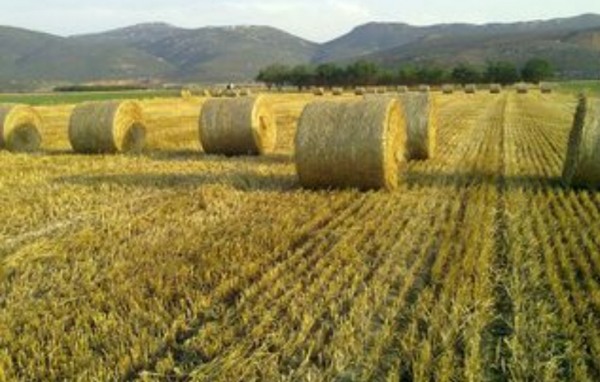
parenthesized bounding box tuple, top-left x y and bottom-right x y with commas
(399, 93, 437, 160)
(295, 97, 406, 191)
(0, 104, 43, 152)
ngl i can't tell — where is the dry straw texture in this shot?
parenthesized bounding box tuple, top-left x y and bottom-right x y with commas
(397, 86, 409, 94)
(69, 101, 146, 154)
(563, 95, 600, 188)
(332, 88, 344, 96)
(0, 104, 42, 152)
(465, 84, 477, 94)
(355, 87, 366, 96)
(490, 84, 502, 94)
(239, 88, 252, 96)
(442, 85, 454, 94)
(399, 93, 437, 160)
(224, 89, 240, 98)
(199, 95, 277, 156)
(516, 83, 529, 94)
(295, 97, 406, 191)
(313, 88, 325, 96)
(419, 85, 431, 93)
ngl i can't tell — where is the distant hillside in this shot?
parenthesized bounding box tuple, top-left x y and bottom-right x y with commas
(73, 24, 318, 82)
(1, 14, 600, 88)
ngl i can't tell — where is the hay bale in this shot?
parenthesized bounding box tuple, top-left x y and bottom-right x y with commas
(562, 95, 600, 188)
(295, 97, 406, 191)
(0, 104, 43, 152)
(69, 100, 146, 154)
(516, 83, 529, 94)
(465, 84, 477, 94)
(210, 89, 223, 97)
(442, 85, 454, 94)
(239, 88, 252, 96)
(490, 84, 502, 94)
(418, 85, 431, 93)
(224, 89, 240, 98)
(355, 87, 366, 96)
(313, 87, 325, 96)
(399, 93, 437, 160)
(181, 89, 193, 99)
(397, 86, 409, 94)
(332, 88, 344, 96)
(199, 95, 276, 156)
(540, 83, 553, 94)
(376, 87, 387, 94)
(365, 87, 377, 94)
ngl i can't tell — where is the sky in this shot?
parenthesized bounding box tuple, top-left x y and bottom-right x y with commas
(1, 0, 599, 42)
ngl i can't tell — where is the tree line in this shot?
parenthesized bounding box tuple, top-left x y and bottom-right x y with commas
(256, 58, 554, 89)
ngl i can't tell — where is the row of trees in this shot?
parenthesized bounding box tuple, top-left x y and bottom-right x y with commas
(256, 59, 554, 89)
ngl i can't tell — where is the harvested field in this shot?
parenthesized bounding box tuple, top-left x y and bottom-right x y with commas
(1, 91, 599, 382)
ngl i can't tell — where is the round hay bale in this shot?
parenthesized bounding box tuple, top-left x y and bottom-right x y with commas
(365, 87, 377, 94)
(332, 88, 344, 96)
(355, 87, 366, 96)
(442, 85, 454, 94)
(376, 87, 387, 94)
(295, 97, 406, 191)
(224, 89, 240, 98)
(516, 83, 529, 94)
(540, 83, 553, 94)
(490, 84, 502, 94)
(399, 93, 437, 160)
(397, 86, 409, 94)
(465, 84, 477, 94)
(313, 87, 325, 96)
(239, 88, 252, 96)
(199, 95, 276, 156)
(418, 85, 431, 93)
(210, 89, 223, 97)
(181, 89, 193, 99)
(0, 104, 43, 152)
(69, 100, 146, 154)
(562, 95, 600, 188)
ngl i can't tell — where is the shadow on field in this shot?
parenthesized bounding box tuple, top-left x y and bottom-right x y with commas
(146, 150, 293, 165)
(54, 170, 299, 192)
(404, 170, 566, 191)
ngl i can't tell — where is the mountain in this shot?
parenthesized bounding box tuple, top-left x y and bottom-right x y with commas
(1, 14, 600, 88)
(353, 15, 600, 78)
(73, 24, 318, 82)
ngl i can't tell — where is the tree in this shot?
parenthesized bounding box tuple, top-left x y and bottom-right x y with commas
(398, 66, 418, 86)
(346, 61, 380, 86)
(485, 61, 520, 85)
(416, 66, 447, 85)
(315, 63, 343, 87)
(451, 64, 482, 85)
(521, 58, 554, 83)
(289, 65, 314, 90)
(256, 64, 290, 88)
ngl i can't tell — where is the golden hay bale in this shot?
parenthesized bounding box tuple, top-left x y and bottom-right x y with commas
(313, 87, 325, 96)
(69, 100, 146, 154)
(365, 87, 378, 94)
(199, 95, 276, 156)
(442, 84, 454, 94)
(295, 97, 406, 191)
(224, 89, 240, 98)
(562, 95, 600, 188)
(239, 88, 252, 96)
(332, 87, 344, 96)
(397, 86, 409, 94)
(355, 87, 366, 96)
(399, 93, 437, 160)
(0, 104, 43, 152)
(418, 85, 431, 93)
(210, 89, 223, 97)
(376, 87, 387, 94)
(465, 84, 477, 94)
(540, 83, 553, 94)
(181, 89, 193, 99)
(516, 83, 529, 94)
(490, 84, 502, 94)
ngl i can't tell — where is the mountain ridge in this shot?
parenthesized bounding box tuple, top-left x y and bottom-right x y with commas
(1, 13, 600, 88)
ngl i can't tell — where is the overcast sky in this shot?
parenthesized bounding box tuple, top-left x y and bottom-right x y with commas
(1, 0, 599, 42)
